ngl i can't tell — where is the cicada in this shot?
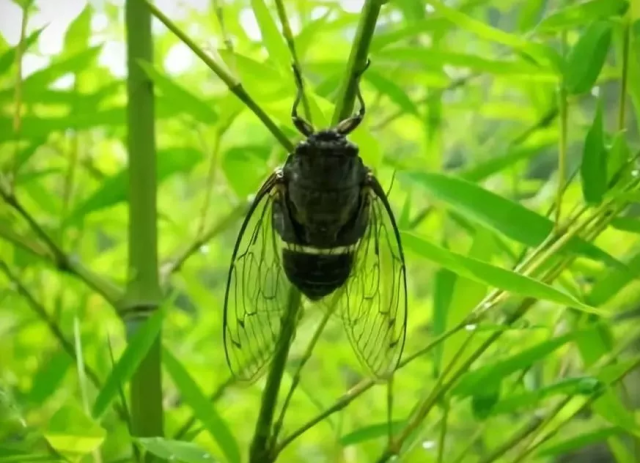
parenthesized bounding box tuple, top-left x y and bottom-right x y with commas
(222, 61, 407, 382)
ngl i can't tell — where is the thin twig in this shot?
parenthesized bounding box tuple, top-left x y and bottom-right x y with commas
(274, 321, 467, 454)
(144, 0, 293, 151)
(274, 0, 311, 122)
(160, 203, 248, 280)
(272, 310, 333, 444)
(0, 260, 102, 388)
(0, 184, 123, 306)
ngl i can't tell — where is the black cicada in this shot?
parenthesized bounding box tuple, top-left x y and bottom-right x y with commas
(222, 61, 407, 382)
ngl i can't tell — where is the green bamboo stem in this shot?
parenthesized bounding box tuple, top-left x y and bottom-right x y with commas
(249, 288, 302, 463)
(331, 0, 384, 125)
(555, 31, 568, 230)
(143, 0, 293, 151)
(124, 0, 164, 453)
(271, 309, 332, 444)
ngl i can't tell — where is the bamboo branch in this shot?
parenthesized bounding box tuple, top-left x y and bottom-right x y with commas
(249, 288, 302, 463)
(160, 203, 248, 280)
(332, 0, 384, 124)
(144, 0, 294, 151)
(0, 185, 123, 306)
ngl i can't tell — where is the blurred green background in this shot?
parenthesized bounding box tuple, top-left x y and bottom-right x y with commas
(1, 0, 640, 462)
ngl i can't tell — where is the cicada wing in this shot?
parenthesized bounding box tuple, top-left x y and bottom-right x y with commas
(338, 175, 408, 380)
(223, 173, 292, 383)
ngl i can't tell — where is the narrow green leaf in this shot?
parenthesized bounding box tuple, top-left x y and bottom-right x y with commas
(459, 142, 554, 182)
(607, 132, 631, 186)
(0, 27, 45, 75)
(0, 447, 63, 462)
(44, 402, 105, 457)
(610, 217, 640, 233)
(339, 421, 405, 447)
(92, 310, 164, 418)
(138, 60, 217, 123)
(222, 145, 270, 199)
(425, 0, 555, 66)
(364, 69, 419, 115)
(536, 426, 623, 457)
(163, 348, 241, 463)
(376, 46, 551, 76)
(587, 251, 640, 306)
(453, 332, 577, 397)
(371, 18, 449, 52)
(401, 171, 626, 271)
(471, 381, 501, 420)
(490, 376, 603, 416)
(26, 350, 72, 405)
(21, 47, 102, 92)
(565, 21, 613, 94)
(401, 232, 602, 315)
(63, 5, 91, 57)
(136, 438, 217, 463)
(432, 269, 456, 374)
(518, 0, 547, 31)
(580, 100, 608, 204)
(67, 147, 202, 224)
(538, 0, 628, 31)
(251, 0, 290, 68)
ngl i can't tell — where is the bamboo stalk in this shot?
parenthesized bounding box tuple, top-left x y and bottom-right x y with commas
(331, 0, 384, 124)
(249, 288, 302, 463)
(124, 0, 164, 454)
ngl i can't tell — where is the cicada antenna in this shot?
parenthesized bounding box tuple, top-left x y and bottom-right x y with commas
(291, 63, 314, 137)
(336, 58, 371, 135)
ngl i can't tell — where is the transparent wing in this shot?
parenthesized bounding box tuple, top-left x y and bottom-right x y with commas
(338, 175, 408, 380)
(222, 173, 292, 382)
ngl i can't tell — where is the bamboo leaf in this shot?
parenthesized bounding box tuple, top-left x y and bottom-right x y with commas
(580, 100, 608, 204)
(364, 69, 419, 115)
(92, 310, 164, 419)
(63, 5, 92, 57)
(490, 376, 603, 416)
(21, 47, 102, 92)
(136, 438, 217, 463)
(610, 217, 640, 233)
(0, 27, 45, 75)
(536, 426, 623, 457)
(44, 402, 105, 458)
(66, 147, 203, 224)
(401, 171, 626, 271)
(251, 0, 290, 68)
(222, 145, 271, 198)
(538, 0, 628, 31)
(339, 421, 405, 447)
(565, 21, 613, 95)
(401, 232, 602, 315)
(138, 60, 218, 124)
(425, 0, 556, 66)
(453, 332, 577, 397)
(163, 348, 241, 463)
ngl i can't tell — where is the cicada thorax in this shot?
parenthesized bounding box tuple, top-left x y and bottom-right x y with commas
(272, 129, 370, 300)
